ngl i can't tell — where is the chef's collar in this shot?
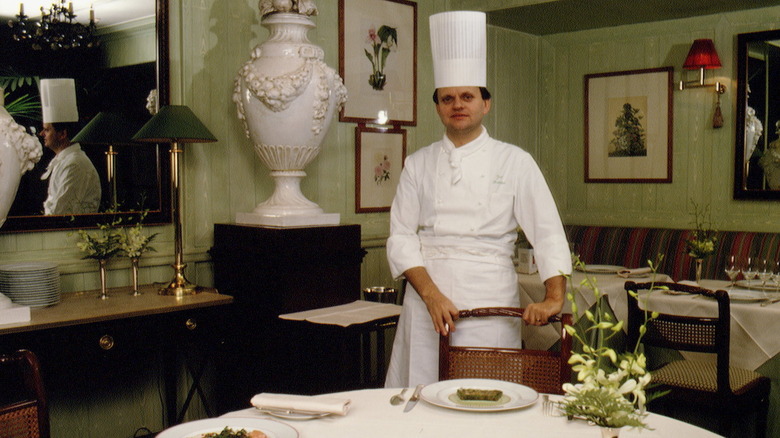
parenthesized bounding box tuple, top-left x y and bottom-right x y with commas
(441, 127, 489, 184)
(41, 143, 80, 180)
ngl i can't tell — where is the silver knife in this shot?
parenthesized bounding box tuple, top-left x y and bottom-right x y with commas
(403, 384, 424, 412)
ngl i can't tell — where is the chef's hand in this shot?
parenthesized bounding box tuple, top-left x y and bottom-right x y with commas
(523, 275, 566, 326)
(403, 266, 460, 335)
(421, 289, 459, 336)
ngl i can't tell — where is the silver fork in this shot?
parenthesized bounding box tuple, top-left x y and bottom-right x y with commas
(542, 394, 555, 416)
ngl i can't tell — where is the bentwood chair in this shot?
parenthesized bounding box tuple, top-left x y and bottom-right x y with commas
(625, 281, 770, 438)
(438, 307, 573, 395)
(0, 349, 49, 438)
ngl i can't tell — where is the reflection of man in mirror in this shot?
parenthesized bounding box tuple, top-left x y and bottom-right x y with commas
(39, 79, 100, 215)
(759, 121, 780, 190)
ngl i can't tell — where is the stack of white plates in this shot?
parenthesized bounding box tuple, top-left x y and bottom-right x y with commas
(0, 262, 61, 308)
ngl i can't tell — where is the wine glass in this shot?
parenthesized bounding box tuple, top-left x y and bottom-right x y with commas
(724, 255, 739, 289)
(758, 258, 773, 290)
(771, 260, 780, 290)
(742, 257, 758, 289)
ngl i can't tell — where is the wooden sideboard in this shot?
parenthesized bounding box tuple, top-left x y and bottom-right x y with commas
(0, 285, 233, 437)
(210, 223, 367, 413)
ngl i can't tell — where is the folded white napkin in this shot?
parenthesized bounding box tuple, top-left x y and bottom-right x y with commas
(250, 393, 351, 416)
(617, 267, 652, 278)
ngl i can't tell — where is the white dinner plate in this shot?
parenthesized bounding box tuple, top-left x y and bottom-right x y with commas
(735, 279, 780, 291)
(576, 264, 627, 274)
(420, 378, 538, 412)
(726, 289, 767, 302)
(156, 418, 298, 438)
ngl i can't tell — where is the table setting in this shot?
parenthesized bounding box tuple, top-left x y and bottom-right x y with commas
(155, 382, 722, 438)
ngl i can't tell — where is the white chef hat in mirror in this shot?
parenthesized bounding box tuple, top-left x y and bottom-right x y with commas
(429, 11, 486, 89)
(40, 78, 79, 124)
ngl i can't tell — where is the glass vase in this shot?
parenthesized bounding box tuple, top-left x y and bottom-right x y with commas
(694, 258, 703, 283)
(130, 257, 141, 296)
(600, 426, 622, 438)
(98, 258, 108, 300)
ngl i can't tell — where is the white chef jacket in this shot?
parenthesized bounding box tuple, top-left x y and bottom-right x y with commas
(42, 143, 101, 215)
(385, 127, 571, 388)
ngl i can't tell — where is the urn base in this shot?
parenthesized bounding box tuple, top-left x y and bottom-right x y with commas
(236, 211, 340, 227)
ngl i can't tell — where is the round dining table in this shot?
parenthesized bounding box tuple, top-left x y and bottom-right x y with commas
(218, 387, 722, 438)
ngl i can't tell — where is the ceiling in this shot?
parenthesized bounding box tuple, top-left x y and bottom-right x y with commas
(0, 0, 154, 28)
(487, 0, 780, 35)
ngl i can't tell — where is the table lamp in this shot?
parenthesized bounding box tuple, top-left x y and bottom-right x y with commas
(71, 112, 143, 210)
(132, 105, 217, 296)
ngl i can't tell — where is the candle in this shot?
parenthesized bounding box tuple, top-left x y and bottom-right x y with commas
(90, 7, 94, 21)
(68, 2, 73, 14)
(19, 3, 23, 15)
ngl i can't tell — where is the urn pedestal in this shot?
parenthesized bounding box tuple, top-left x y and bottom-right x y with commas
(234, 12, 347, 227)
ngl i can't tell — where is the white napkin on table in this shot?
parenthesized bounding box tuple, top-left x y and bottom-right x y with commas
(250, 393, 351, 416)
(617, 267, 652, 278)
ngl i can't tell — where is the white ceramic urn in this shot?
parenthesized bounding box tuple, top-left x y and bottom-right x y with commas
(234, 10, 347, 227)
(0, 100, 42, 227)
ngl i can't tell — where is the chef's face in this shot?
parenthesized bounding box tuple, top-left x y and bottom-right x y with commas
(435, 87, 491, 146)
(39, 123, 65, 150)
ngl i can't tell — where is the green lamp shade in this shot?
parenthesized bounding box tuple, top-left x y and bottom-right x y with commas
(71, 111, 144, 145)
(132, 105, 217, 143)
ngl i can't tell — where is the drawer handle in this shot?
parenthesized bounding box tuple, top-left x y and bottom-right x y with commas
(99, 335, 115, 350)
(185, 318, 197, 331)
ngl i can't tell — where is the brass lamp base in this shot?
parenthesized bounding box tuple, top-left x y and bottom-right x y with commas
(158, 263, 202, 296)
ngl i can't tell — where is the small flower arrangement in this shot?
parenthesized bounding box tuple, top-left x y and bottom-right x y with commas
(76, 218, 123, 260)
(559, 258, 665, 430)
(119, 211, 158, 259)
(364, 25, 397, 90)
(685, 202, 717, 259)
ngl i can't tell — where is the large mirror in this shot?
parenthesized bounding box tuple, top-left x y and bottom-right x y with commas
(0, 0, 170, 232)
(734, 29, 780, 200)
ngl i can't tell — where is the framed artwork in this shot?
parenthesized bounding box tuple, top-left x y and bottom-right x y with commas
(584, 66, 673, 183)
(355, 126, 406, 213)
(339, 0, 417, 126)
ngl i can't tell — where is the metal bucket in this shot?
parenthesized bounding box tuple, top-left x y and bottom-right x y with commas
(361, 286, 397, 304)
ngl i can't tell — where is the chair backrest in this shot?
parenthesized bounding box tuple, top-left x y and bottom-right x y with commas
(438, 307, 573, 395)
(0, 349, 50, 438)
(624, 281, 730, 395)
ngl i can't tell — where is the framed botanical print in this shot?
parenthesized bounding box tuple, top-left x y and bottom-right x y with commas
(339, 0, 417, 125)
(584, 67, 673, 183)
(355, 126, 406, 213)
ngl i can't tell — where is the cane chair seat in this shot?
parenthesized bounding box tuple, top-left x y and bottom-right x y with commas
(625, 281, 770, 438)
(651, 360, 766, 395)
(439, 307, 572, 395)
(0, 349, 49, 438)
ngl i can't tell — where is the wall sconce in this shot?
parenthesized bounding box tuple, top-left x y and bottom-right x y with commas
(679, 38, 726, 128)
(679, 39, 726, 93)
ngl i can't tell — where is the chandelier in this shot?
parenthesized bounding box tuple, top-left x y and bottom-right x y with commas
(8, 1, 99, 50)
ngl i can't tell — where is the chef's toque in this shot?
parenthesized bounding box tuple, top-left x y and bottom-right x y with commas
(40, 79, 78, 124)
(429, 11, 486, 89)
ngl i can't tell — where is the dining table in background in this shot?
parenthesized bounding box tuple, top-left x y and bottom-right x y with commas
(218, 387, 723, 438)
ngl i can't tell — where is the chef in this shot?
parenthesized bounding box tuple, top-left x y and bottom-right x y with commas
(385, 11, 572, 388)
(39, 78, 101, 215)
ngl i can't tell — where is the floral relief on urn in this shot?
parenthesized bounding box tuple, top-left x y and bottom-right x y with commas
(234, 0, 347, 226)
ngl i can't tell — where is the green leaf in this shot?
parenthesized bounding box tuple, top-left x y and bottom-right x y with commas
(377, 25, 397, 46)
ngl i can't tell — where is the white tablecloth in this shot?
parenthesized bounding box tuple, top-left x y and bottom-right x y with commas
(221, 388, 721, 437)
(518, 271, 671, 350)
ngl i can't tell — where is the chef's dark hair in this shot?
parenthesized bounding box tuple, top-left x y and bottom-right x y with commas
(432, 87, 492, 104)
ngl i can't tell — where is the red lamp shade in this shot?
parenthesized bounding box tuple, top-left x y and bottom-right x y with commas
(683, 39, 722, 70)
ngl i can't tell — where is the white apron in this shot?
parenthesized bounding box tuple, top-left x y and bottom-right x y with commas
(384, 251, 522, 388)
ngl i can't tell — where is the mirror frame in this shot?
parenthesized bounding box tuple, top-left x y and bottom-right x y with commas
(734, 28, 780, 200)
(1, 0, 171, 233)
